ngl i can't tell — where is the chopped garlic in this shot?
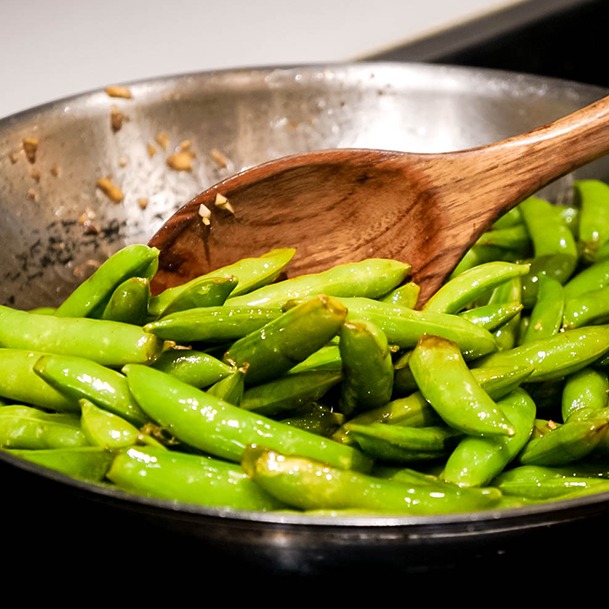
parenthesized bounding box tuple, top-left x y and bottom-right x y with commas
(96, 176, 124, 203)
(198, 203, 212, 225)
(214, 192, 235, 215)
(105, 85, 133, 99)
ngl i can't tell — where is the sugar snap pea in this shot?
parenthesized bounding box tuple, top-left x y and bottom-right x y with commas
(241, 446, 502, 514)
(563, 258, 609, 299)
(574, 179, 609, 261)
(54, 243, 159, 318)
(227, 258, 411, 308)
(519, 274, 564, 343)
(101, 276, 150, 325)
(562, 284, 609, 329)
(0, 305, 163, 367)
(409, 335, 515, 437)
(206, 365, 246, 405)
(562, 367, 609, 421)
(459, 302, 523, 332)
(280, 403, 345, 437)
(151, 348, 233, 388)
(123, 363, 372, 472)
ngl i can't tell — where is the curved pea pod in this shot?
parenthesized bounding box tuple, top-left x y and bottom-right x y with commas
(107, 445, 286, 511)
(151, 348, 233, 388)
(474, 224, 531, 252)
(518, 411, 609, 466)
(101, 276, 150, 325)
(492, 464, 609, 499)
(379, 281, 420, 308)
(123, 363, 372, 472)
(0, 306, 163, 367)
(561, 367, 609, 421)
(520, 253, 578, 309)
(574, 179, 609, 261)
(347, 422, 462, 463)
(520, 275, 564, 343)
(287, 343, 342, 374)
(143, 305, 282, 343)
(241, 446, 502, 514)
(337, 297, 498, 360)
(228, 258, 411, 308)
(0, 349, 79, 412)
(224, 294, 347, 386)
(564, 258, 609, 300)
(423, 261, 530, 314)
(33, 354, 149, 427)
(206, 366, 246, 406)
(54, 244, 159, 318)
(440, 388, 536, 487)
(459, 302, 523, 332)
(0, 405, 88, 449)
(486, 275, 523, 351)
(337, 319, 393, 417)
(148, 275, 238, 319)
(563, 285, 609, 329)
(280, 403, 345, 438)
(240, 369, 342, 417)
(3, 446, 114, 482)
(409, 335, 515, 437)
(150, 247, 296, 317)
(473, 324, 609, 382)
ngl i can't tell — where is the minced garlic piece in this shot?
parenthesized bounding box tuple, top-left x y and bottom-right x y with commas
(96, 176, 124, 203)
(110, 106, 127, 132)
(214, 192, 235, 215)
(22, 137, 39, 163)
(50, 164, 61, 177)
(137, 197, 149, 209)
(167, 150, 195, 171)
(105, 85, 133, 99)
(146, 143, 157, 158)
(155, 132, 170, 150)
(26, 187, 39, 201)
(210, 148, 229, 168)
(198, 203, 212, 225)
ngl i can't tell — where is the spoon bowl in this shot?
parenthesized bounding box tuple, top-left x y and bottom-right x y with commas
(150, 95, 609, 305)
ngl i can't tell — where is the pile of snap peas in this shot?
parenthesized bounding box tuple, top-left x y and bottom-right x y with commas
(5, 178, 609, 516)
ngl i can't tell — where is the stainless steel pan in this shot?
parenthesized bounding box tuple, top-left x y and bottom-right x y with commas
(1, 62, 608, 577)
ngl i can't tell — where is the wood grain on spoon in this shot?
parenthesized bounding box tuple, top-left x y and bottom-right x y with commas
(149, 94, 609, 306)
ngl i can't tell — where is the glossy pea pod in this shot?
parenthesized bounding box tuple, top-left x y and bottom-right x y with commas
(148, 247, 296, 318)
(123, 363, 372, 472)
(280, 403, 345, 438)
(54, 243, 159, 318)
(458, 302, 523, 333)
(563, 258, 609, 300)
(561, 366, 609, 421)
(519, 274, 564, 344)
(0, 305, 163, 367)
(227, 258, 411, 308)
(574, 179, 609, 262)
(241, 446, 503, 515)
(379, 280, 420, 308)
(409, 335, 515, 437)
(106, 445, 287, 511)
(101, 276, 151, 325)
(337, 319, 394, 417)
(223, 294, 348, 386)
(562, 284, 609, 329)
(151, 348, 234, 388)
(485, 275, 523, 351)
(206, 365, 247, 405)
(440, 387, 537, 487)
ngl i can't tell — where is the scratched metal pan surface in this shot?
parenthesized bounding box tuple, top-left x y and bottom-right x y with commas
(1, 62, 609, 575)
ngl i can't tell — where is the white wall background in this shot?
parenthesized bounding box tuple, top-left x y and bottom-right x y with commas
(1, 0, 527, 118)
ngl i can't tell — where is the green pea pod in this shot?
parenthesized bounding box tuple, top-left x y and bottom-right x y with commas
(4, 446, 114, 481)
(33, 354, 149, 427)
(149, 247, 296, 317)
(423, 261, 530, 314)
(0, 349, 79, 412)
(492, 206, 524, 230)
(563, 285, 609, 329)
(241, 446, 502, 514)
(337, 319, 393, 417)
(152, 276, 238, 319)
(287, 343, 342, 374)
(224, 294, 347, 386)
(143, 305, 282, 343)
(440, 388, 536, 487)
(54, 244, 159, 318)
(0, 405, 88, 449)
(518, 413, 609, 466)
(337, 297, 498, 360)
(493, 464, 609, 499)
(206, 366, 246, 405)
(101, 276, 150, 325)
(347, 422, 462, 463)
(107, 445, 286, 511)
(280, 403, 345, 438)
(473, 324, 609, 382)
(0, 305, 163, 367)
(379, 281, 420, 308)
(227, 258, 411, 308)
(459, 302, 523, 332)
(80, 399, 144, 449)
(520, 274, 564, 343)
(574, 179, 609, 261)
(563, 258, 609, 299)
(151, 348, 233, 388)
(474, 225, 531, 251)
(562, 367, 609, 421)
(409, 335, 515, 437)
(240, 369, 342, 417)
(486, 275, 522, 351)
(123, 363, 372, 472)
(451, 244, 522, 278)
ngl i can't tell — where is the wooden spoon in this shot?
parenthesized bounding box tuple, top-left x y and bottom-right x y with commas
(149, 94, 609, 306)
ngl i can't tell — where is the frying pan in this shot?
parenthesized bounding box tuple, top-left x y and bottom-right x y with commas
(1, 62, 609, 579)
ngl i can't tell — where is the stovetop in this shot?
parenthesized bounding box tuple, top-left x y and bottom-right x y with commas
(366, 0, 608, 89)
